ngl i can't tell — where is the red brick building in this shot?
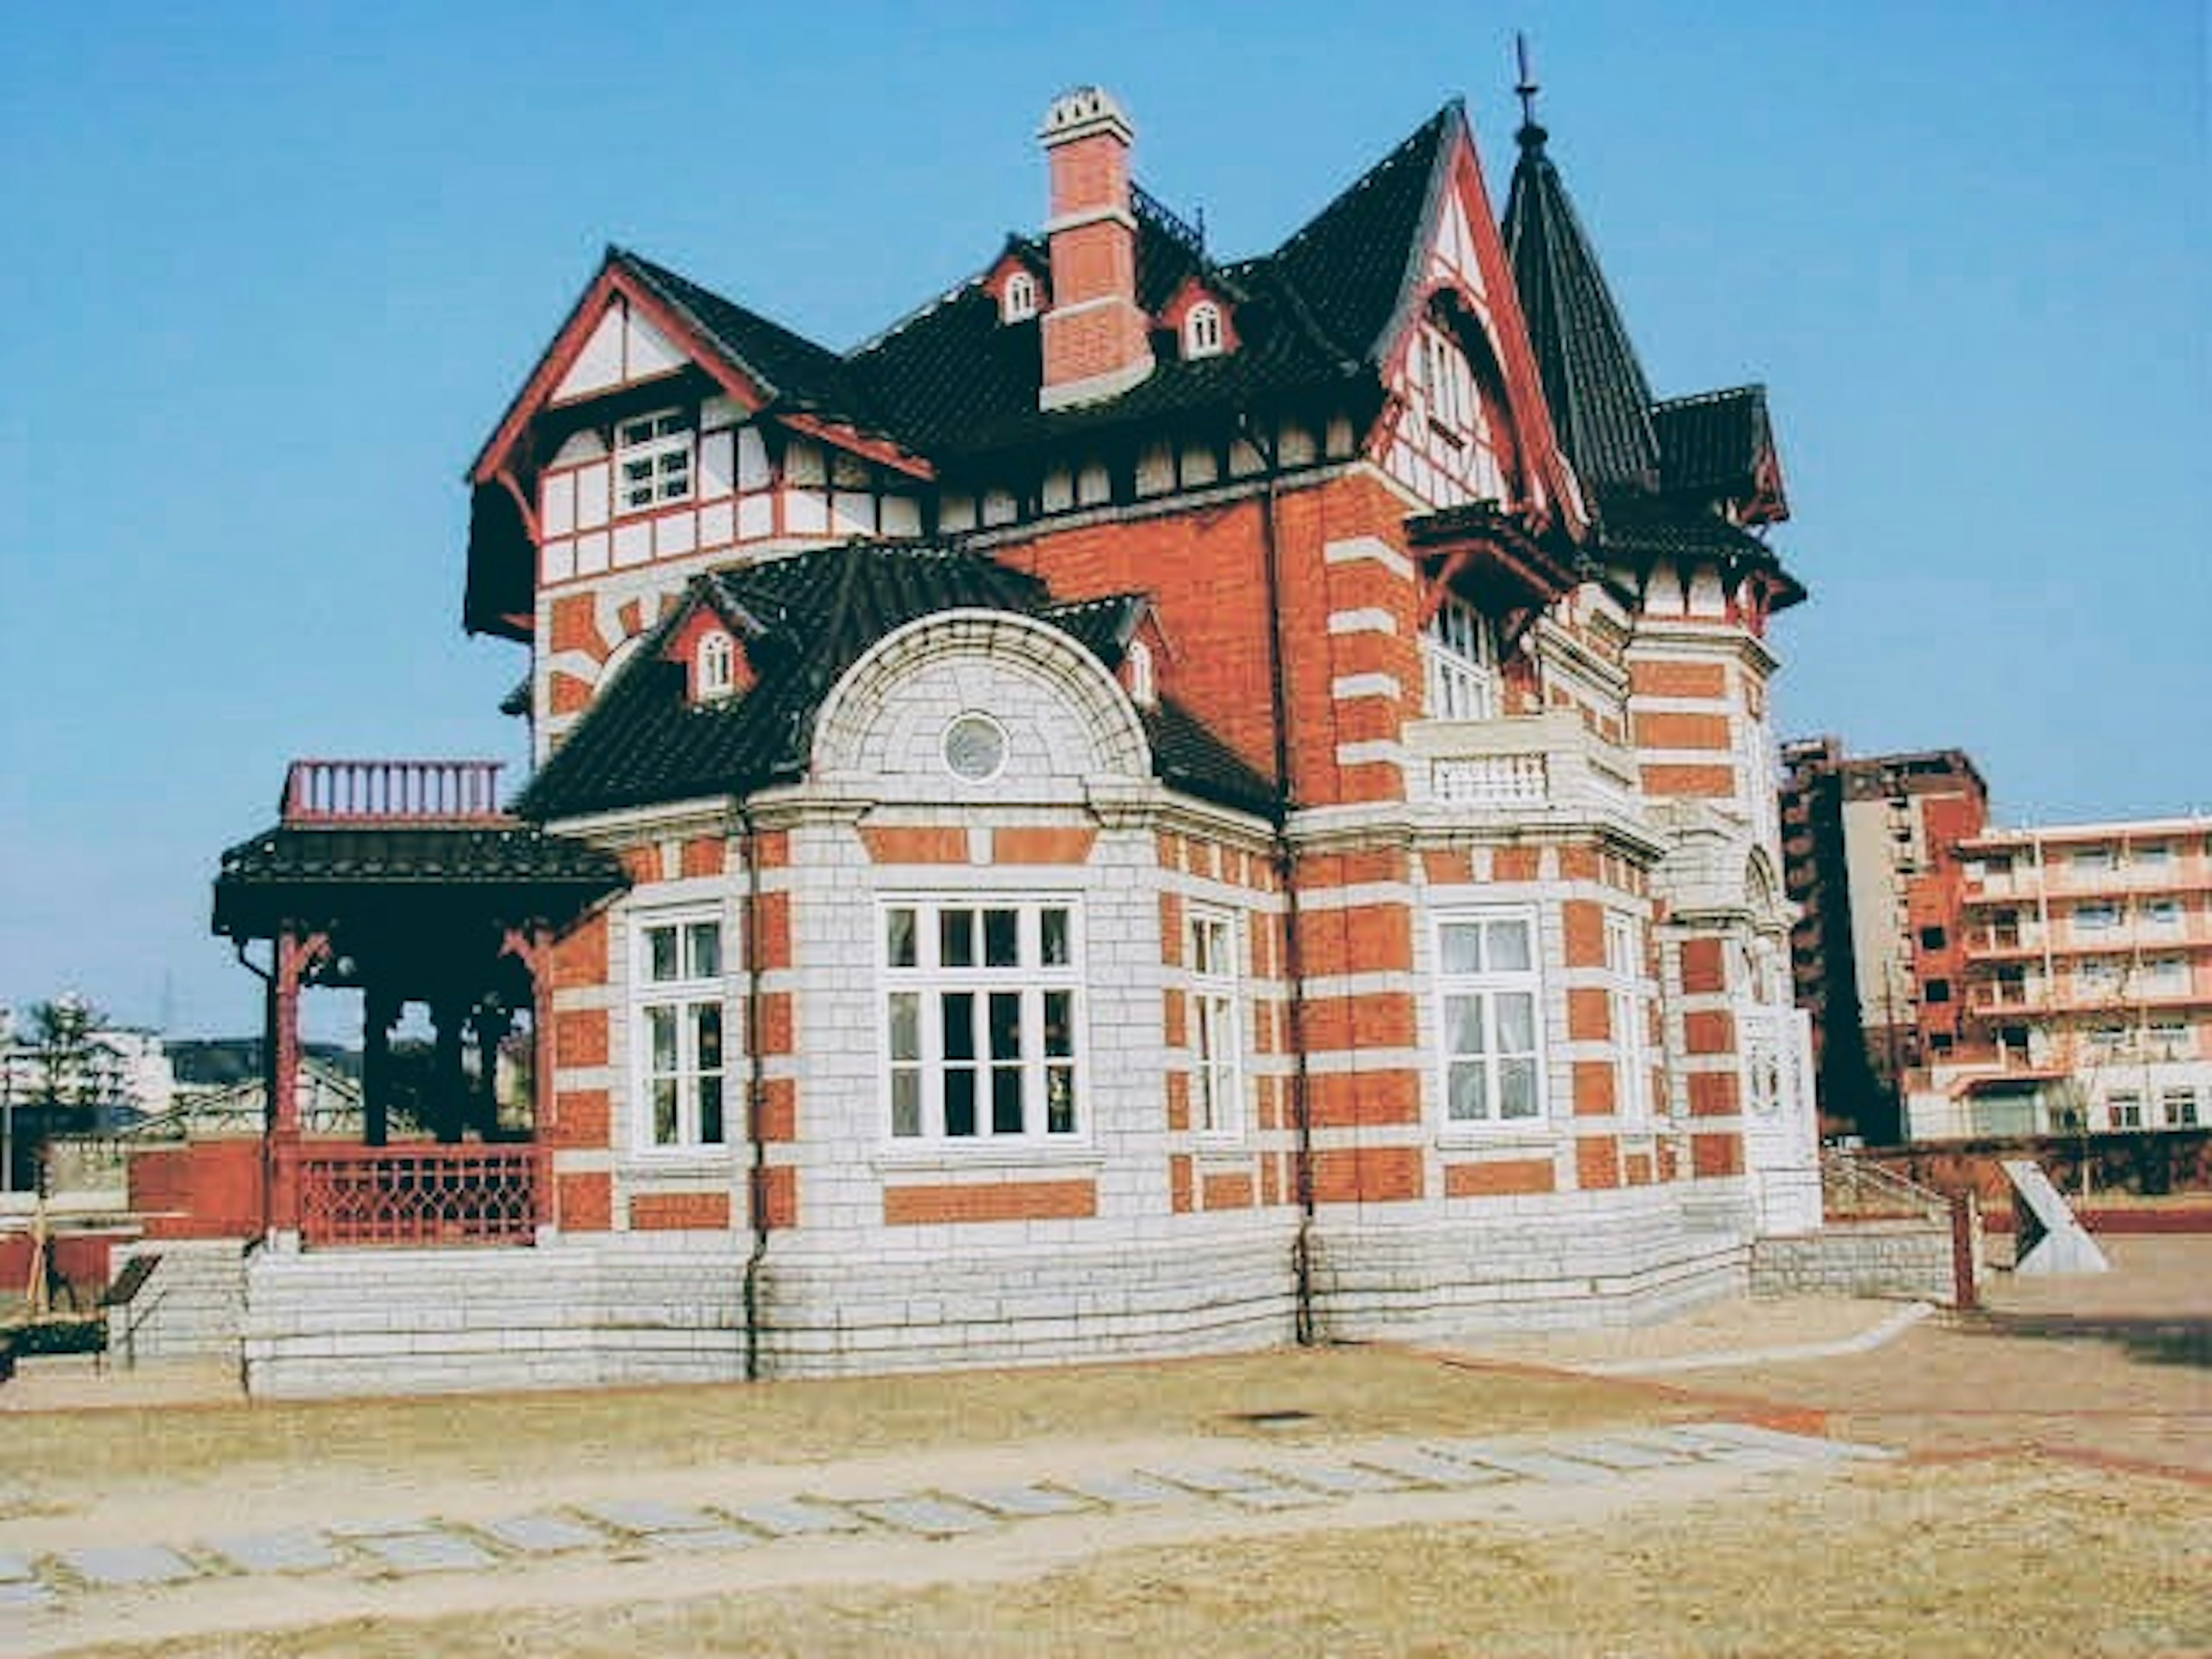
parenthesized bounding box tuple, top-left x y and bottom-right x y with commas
(179, 82, 1820, 1394)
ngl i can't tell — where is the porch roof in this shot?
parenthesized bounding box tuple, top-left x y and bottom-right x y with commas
(213, 823, 626, 943)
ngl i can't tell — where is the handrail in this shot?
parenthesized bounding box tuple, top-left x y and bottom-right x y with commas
(1821, 1150, 1949, 1224)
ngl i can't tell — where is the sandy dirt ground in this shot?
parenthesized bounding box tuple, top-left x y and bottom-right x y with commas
(3, 1239, 2206, 1657)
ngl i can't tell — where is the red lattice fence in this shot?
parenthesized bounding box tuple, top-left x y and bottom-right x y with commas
(298, 1146, 539, 1248)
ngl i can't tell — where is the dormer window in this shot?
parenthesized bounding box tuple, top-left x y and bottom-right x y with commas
(1184, 301, 1225, 359)
(615, 409, 694, 512)
(695, 631, 736, 700)
(1002, 270, 1039, 323)
(1125, 638, 1156, 707)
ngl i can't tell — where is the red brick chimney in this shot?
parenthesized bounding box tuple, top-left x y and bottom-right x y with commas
(1038, 87, 1154, 410)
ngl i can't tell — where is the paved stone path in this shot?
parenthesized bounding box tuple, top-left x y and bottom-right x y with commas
(2, 1418, 1889, 1624)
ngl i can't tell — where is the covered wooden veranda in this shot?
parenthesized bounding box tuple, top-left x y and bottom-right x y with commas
(212, 760, 626, 1248)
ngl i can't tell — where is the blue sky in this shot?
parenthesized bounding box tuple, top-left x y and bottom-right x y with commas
(2, 1, 2205, 1038)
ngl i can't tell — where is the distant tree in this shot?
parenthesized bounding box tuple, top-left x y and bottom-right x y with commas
(8, 995, 123, 1190)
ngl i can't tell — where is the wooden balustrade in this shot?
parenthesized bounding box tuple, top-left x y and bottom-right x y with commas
(281, 759, 508, 825)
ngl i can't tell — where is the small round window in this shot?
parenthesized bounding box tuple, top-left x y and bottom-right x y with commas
(942, 712, 1008, 782)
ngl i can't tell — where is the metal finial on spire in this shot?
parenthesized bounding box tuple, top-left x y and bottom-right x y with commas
(1514, 31, 1548, 149)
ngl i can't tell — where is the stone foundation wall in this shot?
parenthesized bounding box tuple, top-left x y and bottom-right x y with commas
(1312, 1188, 1752, 1342)
(1749, 1221, 1956, 1304)
(237, 1190, 1768, 1396)
(105, 1240, 252, 1365)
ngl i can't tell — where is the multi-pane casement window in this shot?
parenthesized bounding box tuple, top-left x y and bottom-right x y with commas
(1604, 912, 1650, 1122)
(1422, 593, 1501, 721)
(1421, 324, 1480, 441)
(1436, 910, 1544, 1126)
(634, 914, 727, 1151)
(1187, 907, 1243, 1135)
(883, 899, 1081, 1143)
(615, 408, 694, 512)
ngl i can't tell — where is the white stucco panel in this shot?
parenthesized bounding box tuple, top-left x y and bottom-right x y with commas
(813, 611, 1152, 803)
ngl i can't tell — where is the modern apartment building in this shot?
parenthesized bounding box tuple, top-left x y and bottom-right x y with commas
(1906, 818, 2212, 1139)
(1777, 738, 1987, 1142)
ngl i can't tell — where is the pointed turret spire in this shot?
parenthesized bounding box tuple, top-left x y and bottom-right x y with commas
(1500, 41, 1661, 495)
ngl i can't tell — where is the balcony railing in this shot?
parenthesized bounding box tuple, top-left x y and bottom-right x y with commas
(298, 1144, 539, 1248)
(1406, 710, 1639, 820)
(281, 759, 509, 826)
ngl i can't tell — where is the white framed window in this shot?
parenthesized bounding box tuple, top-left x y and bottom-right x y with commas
(2073, 902, 2119, 933)
(1422, 593, 1500, 721)
(2162, 1088, 2199, 1128)
(2147, 1019, 2191, 1058)
(1002, 270, 1039, 323)
(632, 912, 727, 1151)
(1124, 638, 1157, 707)
(1188, 907, 1243, 1136)
(1421, 324, 1480, 441)
(615, 408, 694, 512)
(1604, 912, 1650, 1122)
(2145, 899, 2183, 933)
(1435, 910, 1544, 1127)
(2107, 1092, 2144, 1130)
(882, 897, 1081, 1143)
(1184, 301, 1225, 358)
(696, 631, 736, 700)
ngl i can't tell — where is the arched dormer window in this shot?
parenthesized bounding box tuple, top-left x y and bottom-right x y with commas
(696, 630, 736, 700)
(1184, 301, 1225, 359)
(1125, 638, 1157, 707)
(1002, 270, 1039, 323)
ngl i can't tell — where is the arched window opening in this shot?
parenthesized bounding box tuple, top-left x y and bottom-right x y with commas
(1125, 638, 1157, 708)
(696, 631, 736, 700)
(1002, 271, 1039, 323)
(1184, 301, 1225, 359)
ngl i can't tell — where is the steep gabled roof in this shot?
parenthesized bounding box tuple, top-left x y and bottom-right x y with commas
(515, 543, 1272, 821)
(1500, 119, 1661, 493)
(612, 248, 873, 427)
(1267, 103, 1460, 366)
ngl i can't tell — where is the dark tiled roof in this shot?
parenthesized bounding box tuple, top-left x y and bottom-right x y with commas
(1501, 124, 1660, 492)
(1652, 385, 1775, 499)
(729, 108, 1457, 462)
(516, 543, 1271, 821)
(1502, 122, 1802, 608)
(1268, 104, 1457, 366)
(615, 248, 877, 426)
(213, 825, 626, 937)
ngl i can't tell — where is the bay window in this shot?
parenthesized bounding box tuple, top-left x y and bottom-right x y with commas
(883, 897, 1082, 1143)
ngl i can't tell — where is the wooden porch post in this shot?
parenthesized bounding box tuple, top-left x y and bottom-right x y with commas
(268, 926, 328, 1240)
(362, 987, 398, 1149)
(431, 997, 467, 1144)
(472, 1007, 510, 1139)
